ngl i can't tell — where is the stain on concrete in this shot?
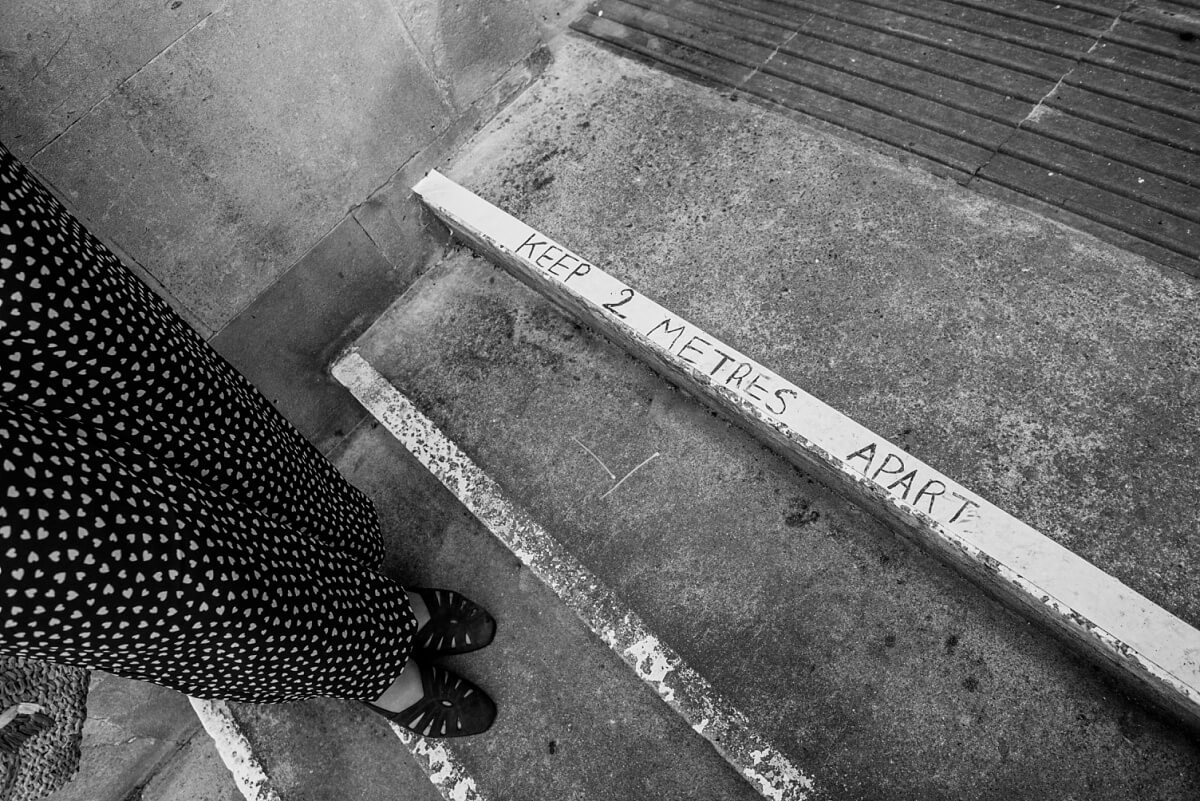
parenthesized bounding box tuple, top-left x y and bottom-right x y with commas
(393, 0, 541, 111)
(784, 499, 820, 528)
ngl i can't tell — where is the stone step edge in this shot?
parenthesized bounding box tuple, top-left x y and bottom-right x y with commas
(332, 350, 817, 801)
(408, 168, 1200, 733)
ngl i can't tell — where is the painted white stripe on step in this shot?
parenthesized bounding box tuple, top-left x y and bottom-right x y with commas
(189, 698, 282, 801)
(333, 350, 817, 801)
(391, 724, 485, 801)
(191, 696, 481, 801)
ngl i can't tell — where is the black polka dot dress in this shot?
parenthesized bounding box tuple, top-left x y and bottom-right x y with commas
(0, 142, 417, 703)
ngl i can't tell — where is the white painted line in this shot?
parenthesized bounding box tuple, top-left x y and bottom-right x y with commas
(333, 350, 817, 801)
(409, 169, 1200, 730)
(390, 723, 485, 801)
(192, 695, 484, 801)
(189, 698, 283, 801)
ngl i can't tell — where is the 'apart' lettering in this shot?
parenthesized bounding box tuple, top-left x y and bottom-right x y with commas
(845, 442, 979, 524)
(516, 233, 591, 282)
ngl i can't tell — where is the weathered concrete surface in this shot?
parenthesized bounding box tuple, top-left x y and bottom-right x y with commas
(442, 36, 1200, 631)
(0, 0, 222, 158)
(46, 672, 200, 801)
(228, 696, 444, 801)
(394, 0, 542, 110)
(353, 36, 1200, 799)
(351, 44, 552, 298)
(527, 0, 596, 49)
(25, 0, 452, 333)
(212, 216, 407, 455)
(410, 169, 1200, 729)
(229, 423, 764, 801)
(136, 731, 244, 801)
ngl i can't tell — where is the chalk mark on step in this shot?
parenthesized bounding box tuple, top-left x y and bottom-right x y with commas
(600, 451, 660, 500)
(572, 435, 617, 480)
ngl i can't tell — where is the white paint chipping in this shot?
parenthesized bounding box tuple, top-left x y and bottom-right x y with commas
(333, 350, 817, 801)
(747, 749, 811, 801)
(392, 724, 485, 801)
(191, 695, 486, 801)
(189, 698, 282, 801)
(625, 634, 678, 703)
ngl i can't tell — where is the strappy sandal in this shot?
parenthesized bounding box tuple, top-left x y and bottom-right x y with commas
(411, 587, 496, 657)
(365, 662, 496, 738)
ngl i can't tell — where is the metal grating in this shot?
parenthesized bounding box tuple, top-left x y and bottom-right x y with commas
(572, 0, 1200, 276)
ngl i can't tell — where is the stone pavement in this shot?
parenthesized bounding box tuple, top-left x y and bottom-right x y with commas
(1, 0, 1196, 799)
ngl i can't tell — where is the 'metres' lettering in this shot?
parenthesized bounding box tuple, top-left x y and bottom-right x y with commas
(765, 388, 798, 416)
(647, 317, 687, 350)
(677, 335, 711, 366)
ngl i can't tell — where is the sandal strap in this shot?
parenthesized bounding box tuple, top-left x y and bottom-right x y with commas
(411, 587, 496, 656)
(367, 663, 495, 738)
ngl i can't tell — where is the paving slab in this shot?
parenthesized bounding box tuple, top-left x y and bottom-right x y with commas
(212, 36, 551, 456)
(46, 672, 199, 801)
(393, 0, 543, 110)
(137, 730, 244, 801)
(212, 216, 408, 455)
(350, 42, 552, 322)
(0, 0, 222, 158)
(351, 36, 1200, 799)
(28, 0, 453, 332)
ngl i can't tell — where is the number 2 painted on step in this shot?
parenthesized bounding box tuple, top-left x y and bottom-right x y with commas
(602, 288, 634, 319)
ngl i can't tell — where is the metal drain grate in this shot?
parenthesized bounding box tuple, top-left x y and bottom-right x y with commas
(573, 0, 1200, 276)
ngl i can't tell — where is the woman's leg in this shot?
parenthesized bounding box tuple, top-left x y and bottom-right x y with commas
(1, 142, 494, 732)
(0, 143, 382, 568)
(1, 400, 417, 703)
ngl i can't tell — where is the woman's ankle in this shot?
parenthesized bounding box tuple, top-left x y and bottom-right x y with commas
(406, 590, 431, 630)
(371, 656, 423, 713)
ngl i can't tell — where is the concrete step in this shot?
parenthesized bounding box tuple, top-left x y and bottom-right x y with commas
(225, 425, 763, 801)
(339, 35, 1200, 801)
(44, 674, 218, 801)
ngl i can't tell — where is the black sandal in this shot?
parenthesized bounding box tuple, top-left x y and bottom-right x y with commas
(411, 588, 496, 657)
(365, 662, 496, 738)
